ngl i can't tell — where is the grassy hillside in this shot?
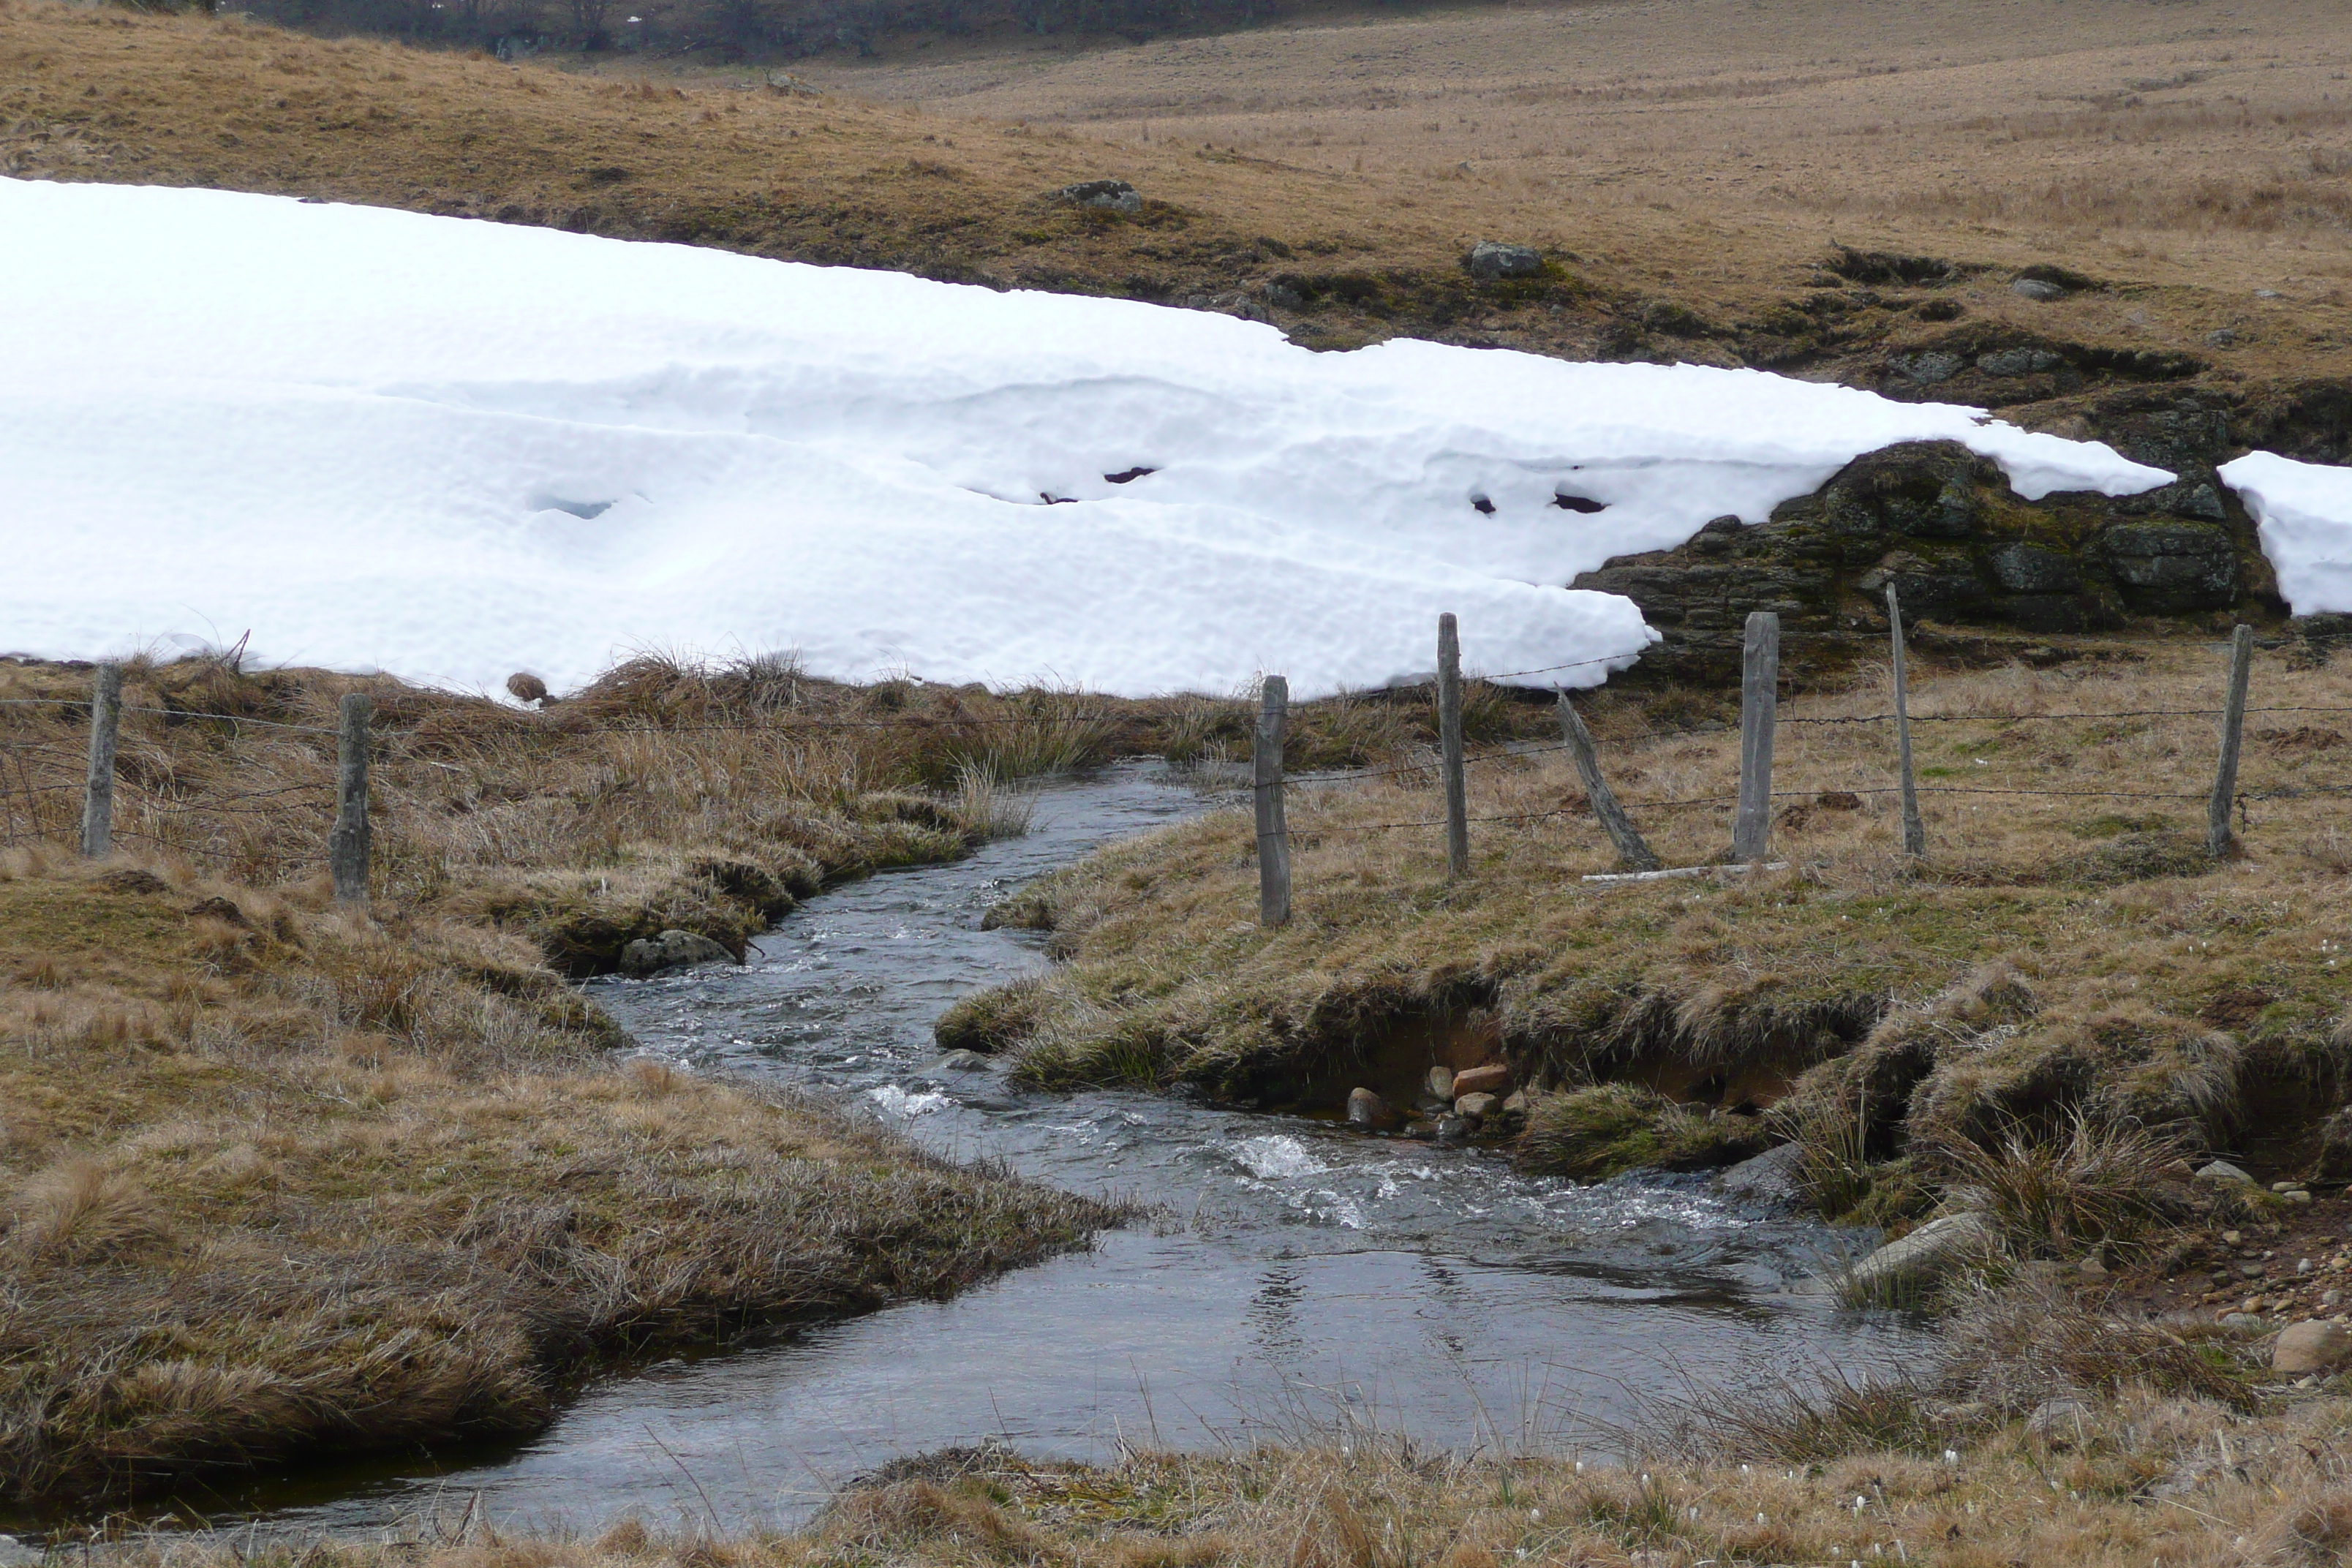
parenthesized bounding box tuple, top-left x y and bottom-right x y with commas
(5, 0, 2347, 438)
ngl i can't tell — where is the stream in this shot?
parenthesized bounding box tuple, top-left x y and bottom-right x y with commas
(189, 764, 1921, 1538)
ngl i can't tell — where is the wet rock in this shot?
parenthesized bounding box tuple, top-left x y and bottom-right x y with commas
(925, 1049, 993, 1074)
(1346, 1086, 1392, 1128)
(2011, 278, 2067, 302)
(2274, 1321, 2352, 1373)
(1056, 178, 1141, 214)
(1452, 1062, 1512, 1097)
(1717, 1141, 1805, 1204)
(1435, 1115, 1469, 1145)
(1465, 241, 1544, 279)
(1455, 1091, 1499, 1121)
(1426, 1065, 1457, 1100)
(1838, 1210, 1999, 1297)
(619, 929, 735, 976)
(2196, 1158, 2258, 1186)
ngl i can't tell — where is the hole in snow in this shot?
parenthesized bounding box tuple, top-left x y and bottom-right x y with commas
(1039, 493, 1078, 505)
(1553, 494, 1607, 514)
(534, 497, 615, 520)
(1470, 495, 1497, 516)
(1104, 466, 1157, 485)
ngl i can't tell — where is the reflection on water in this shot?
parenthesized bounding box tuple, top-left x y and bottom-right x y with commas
(152, 764, 1917, 1537)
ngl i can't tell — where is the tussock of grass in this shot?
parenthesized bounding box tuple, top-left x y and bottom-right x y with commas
(1515, 1082, 1765, 1181)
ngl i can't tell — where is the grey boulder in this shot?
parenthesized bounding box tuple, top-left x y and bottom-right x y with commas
(2195, 1158, 2258, 1186)
(620, 929, 736, 976)
(2010, 277, 2067, 301)
(1058, 178, 1142, 214)
(1717, 1141, 1806, 1205)
(1465, 241, 1545, 279)
(1834, 1210, 1999, 1297)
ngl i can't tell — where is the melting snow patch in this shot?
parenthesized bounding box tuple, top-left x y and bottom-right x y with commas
(2219, 452, 2352, 615)
(0, 179, 2176, 696)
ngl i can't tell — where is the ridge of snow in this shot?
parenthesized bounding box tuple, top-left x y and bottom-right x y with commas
(2219, 451, 2352, 617)
(0, 178, 2176, 697)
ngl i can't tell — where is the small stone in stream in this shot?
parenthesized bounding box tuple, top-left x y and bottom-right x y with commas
(619, 929, 736, 976)
(1426, 1065, 1456, 1100)
(927, 1049, 992, 1074)
(1346, 1087, 1392, 1128)
(2197, 1160, 2257, 1186)
(1435, 1115, 1469, 1145)
(1501, 1090, 1529, 1116)
(2275, 1320, 2352, 1373)
(1455, 1091, 1499, 1121)
(1452, 1062, 1512, 1097)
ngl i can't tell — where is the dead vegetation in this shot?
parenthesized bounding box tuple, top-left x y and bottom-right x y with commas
(956, 639, 2352, 1259)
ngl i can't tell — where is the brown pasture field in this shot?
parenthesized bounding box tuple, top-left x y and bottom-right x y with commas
(4, 0, 2348, 396)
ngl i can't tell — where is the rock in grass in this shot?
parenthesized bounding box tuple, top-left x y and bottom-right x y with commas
(1465, 241, 1544, 279)
(1346, 1086, 1392, 1128)
(619, 929, 735, 976)
(1836, 1210, 1998, 1300)
(2010, 277, 2066, 302)
(2274, 1321, 2352, 1374)
(2196, 1159, 2258, 1186)
(1057, 178, 1141, 214)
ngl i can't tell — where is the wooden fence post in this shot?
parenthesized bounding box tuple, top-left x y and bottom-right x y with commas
(80, 661, 122, 859)
(330, 693, 373, 909)
(2209, 623, 2253, 859)
(1253, 676, 1291, 927)
(1885, 586, 1926, 858)
(1557, 694, 1660, 872)
(1732, 611, 1780, 864)
(1436, 613, 1470, 878)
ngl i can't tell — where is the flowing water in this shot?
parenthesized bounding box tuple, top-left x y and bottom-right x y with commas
(167, 764, 1920, 1538)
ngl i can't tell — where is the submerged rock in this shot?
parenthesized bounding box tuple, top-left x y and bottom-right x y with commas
(619, 928, 736, 976)
(1834, 1210, 1999, 1299)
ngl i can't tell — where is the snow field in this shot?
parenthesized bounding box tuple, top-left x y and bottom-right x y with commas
(0, 178, 2186, 697)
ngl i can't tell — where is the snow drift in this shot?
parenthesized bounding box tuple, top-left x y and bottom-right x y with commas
(2220, 453, 2352, 618)
(0, 178, 2176, 697)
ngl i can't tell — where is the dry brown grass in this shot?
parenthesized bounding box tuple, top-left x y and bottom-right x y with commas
(971, 638, 2352, 1212)
(60, 1368, 2352, 1568)
(0, 840, 1123, 1507)
(4, 0, 2345, 393)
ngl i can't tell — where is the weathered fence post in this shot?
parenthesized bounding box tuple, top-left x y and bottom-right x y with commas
(1436, 613, 1470, 878)
(1253, 676, 1292, 927)
(2209, 623, 2254, 859)
(1732, 611, 1779, 864)
(1557, 694, 1660, 872)
(80, 661, 122, 858)
(330, 693, 373, 910)
(1885, 586, 1926, 858)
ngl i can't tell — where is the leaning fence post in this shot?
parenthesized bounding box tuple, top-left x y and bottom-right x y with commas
(1885, 586, 1926, 858)
(1557, 694, 1659, 872)
(1436, 613, 1470, 878)
(1732, 610, 1780, 864)
(1253, 676, 1291, 927)
(80, 661, 122, 858)
(2209, 623, 2253, 859)
(330, 693, 373, 909)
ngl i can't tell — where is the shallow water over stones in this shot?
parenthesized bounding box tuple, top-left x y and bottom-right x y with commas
(201, 764, 1921, 1537)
